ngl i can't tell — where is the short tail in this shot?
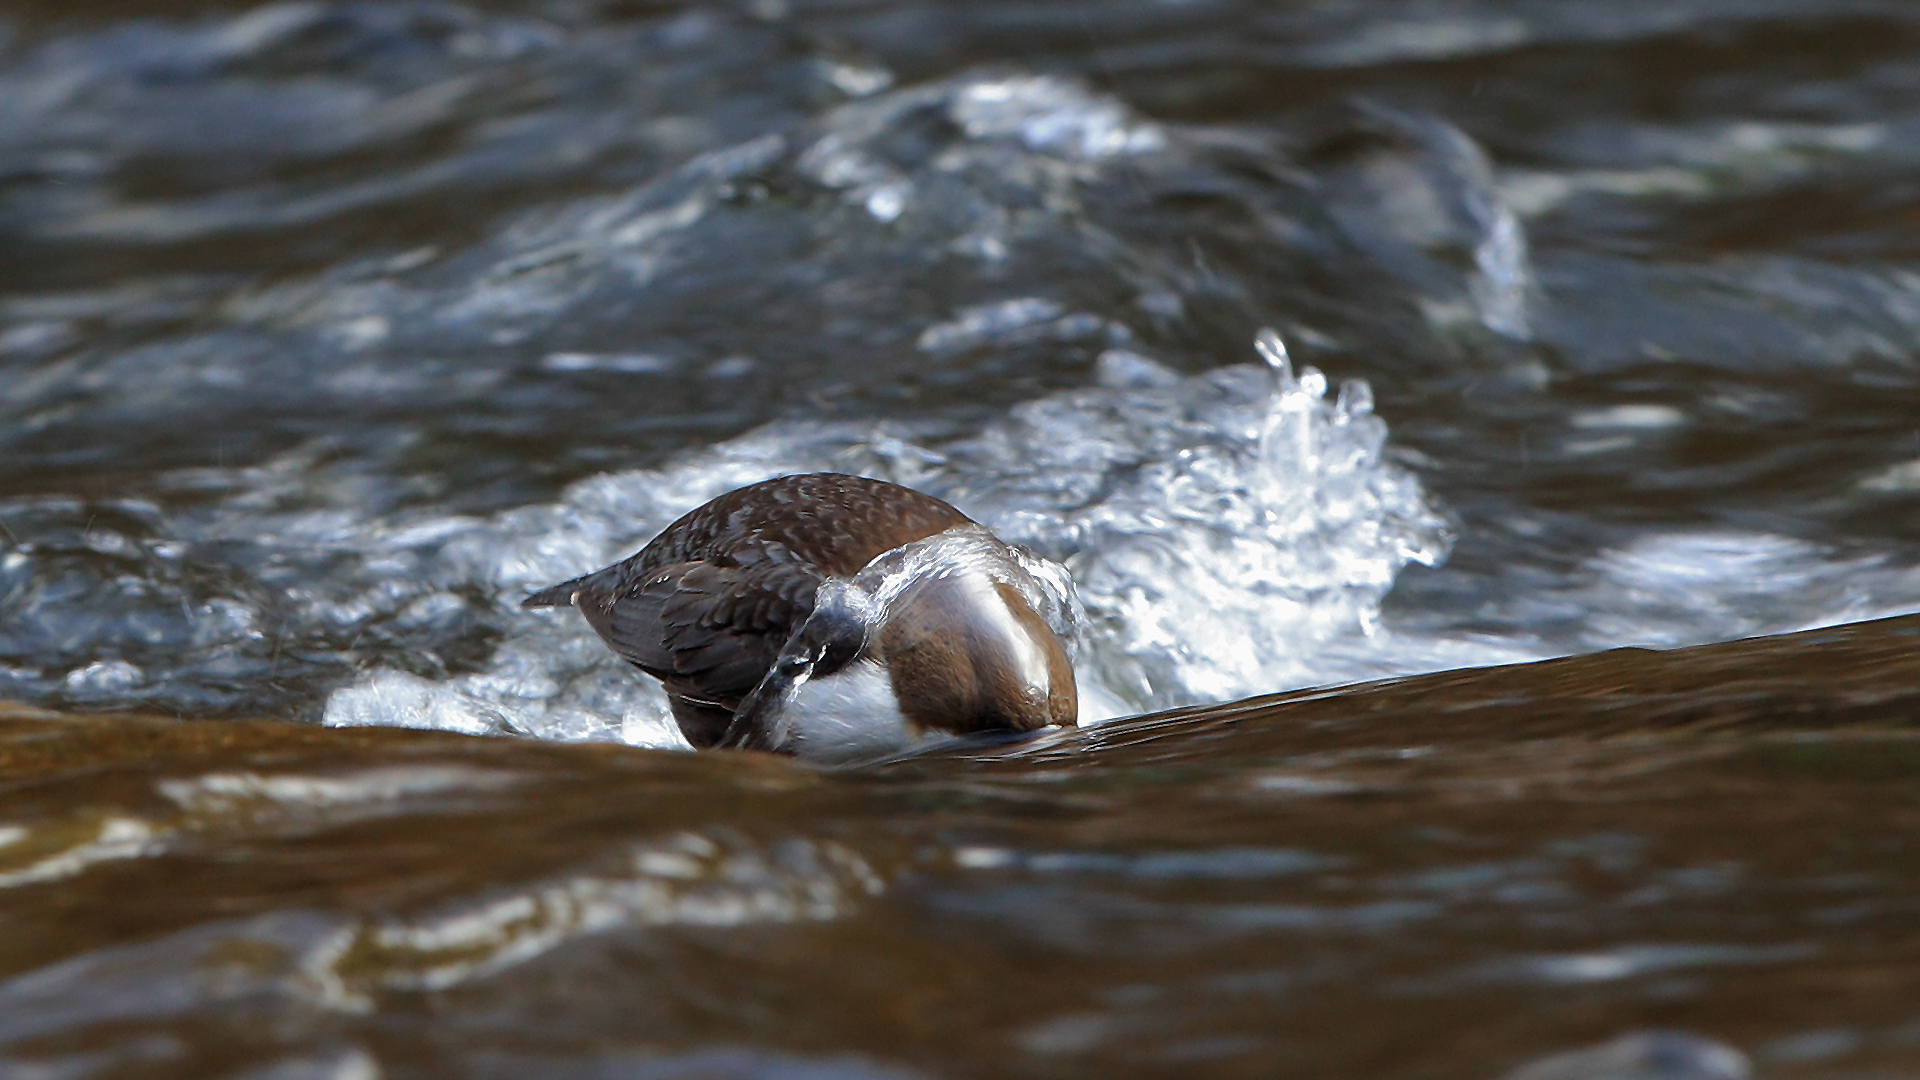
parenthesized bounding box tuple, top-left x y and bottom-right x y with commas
(522, 561, 632, 610)
(520, 578, 586, 609)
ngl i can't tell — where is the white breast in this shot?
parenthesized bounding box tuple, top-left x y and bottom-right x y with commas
(773, 658, 941, 763)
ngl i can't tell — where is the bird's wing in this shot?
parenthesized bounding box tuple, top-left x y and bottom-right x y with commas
(568, 544, 825, 709)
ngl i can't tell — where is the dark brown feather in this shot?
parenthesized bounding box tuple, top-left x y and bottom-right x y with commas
(629, 473, 971, 578)
(523, 474, 975, 742)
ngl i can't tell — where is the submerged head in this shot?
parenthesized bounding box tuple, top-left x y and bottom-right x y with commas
(875, 568, 1077, 735)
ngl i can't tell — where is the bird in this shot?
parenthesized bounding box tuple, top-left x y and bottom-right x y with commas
(522, 473, 1079, 760)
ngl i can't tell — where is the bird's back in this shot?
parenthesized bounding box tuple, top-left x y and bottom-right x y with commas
(521, 474, 975, 747)
(631, 473, 972, 578)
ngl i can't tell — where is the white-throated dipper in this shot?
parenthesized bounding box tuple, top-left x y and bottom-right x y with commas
(522, 473, 1079, 759)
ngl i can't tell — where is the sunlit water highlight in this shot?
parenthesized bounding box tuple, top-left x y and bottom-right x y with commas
(323, 329, 1478, 743)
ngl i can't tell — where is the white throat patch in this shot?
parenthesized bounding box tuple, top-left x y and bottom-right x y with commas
(775, 658, 935, 763)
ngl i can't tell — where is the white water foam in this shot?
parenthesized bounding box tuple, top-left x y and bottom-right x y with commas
(1571, 531, 1920, 650)
(276, 328, 1920, 747)
(321, 330, 1486, 744)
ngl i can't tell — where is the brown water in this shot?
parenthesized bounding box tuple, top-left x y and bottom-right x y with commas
(8, 0, 1920, 1075)
(7, 615, 1920, 1078)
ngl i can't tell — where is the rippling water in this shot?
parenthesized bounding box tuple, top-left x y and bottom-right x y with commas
(5, 0, 1920, 1075)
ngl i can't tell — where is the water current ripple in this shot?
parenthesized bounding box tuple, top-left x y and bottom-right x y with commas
(7, 0, 1920, 1076)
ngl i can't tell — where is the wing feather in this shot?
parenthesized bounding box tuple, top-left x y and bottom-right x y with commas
(564, 555, 822, 710)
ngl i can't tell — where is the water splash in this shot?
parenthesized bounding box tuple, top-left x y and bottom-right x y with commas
(322, 330, 1462, 741)
(926, 330, 1455, 708)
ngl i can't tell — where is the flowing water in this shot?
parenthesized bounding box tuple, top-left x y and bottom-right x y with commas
(5, 0, 1920, 1075)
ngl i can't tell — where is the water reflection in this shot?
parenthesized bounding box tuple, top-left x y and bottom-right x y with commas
(7, 615, 1920, 1076)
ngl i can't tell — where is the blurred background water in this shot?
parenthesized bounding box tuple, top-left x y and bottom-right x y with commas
(4, 1, 1920, 1076)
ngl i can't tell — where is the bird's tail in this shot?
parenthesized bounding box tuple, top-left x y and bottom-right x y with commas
(522, 560, 634, 610)
(520, 577, 588, 609)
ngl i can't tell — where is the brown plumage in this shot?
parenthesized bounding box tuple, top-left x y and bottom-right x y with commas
(523, 473, 1077, 756)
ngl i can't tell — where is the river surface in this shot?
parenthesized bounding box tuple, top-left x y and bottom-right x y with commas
(4, 0, 1920, 1076)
